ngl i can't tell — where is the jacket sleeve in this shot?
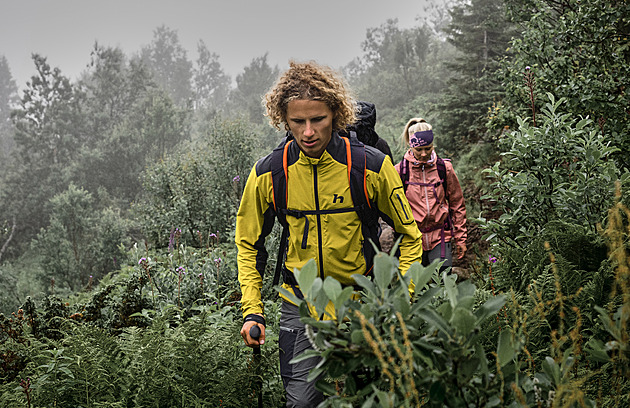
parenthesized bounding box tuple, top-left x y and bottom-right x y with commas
(446, 161, 467, 247)
(235, 165, 276, 318)
(370, 156, 422, 274)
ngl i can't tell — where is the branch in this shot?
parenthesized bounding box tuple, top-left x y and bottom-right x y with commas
(0, 215, 17, 262)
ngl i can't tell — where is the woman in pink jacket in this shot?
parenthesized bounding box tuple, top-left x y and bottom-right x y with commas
(395, 118, 467, 271)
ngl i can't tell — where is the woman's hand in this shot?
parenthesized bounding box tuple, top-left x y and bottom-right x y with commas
(456, 243, 467, 259)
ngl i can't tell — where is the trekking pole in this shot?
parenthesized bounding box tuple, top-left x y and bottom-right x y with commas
(249, 325, 263, 408)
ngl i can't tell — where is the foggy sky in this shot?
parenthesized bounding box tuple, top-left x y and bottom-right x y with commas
(0, 0, 440, 90)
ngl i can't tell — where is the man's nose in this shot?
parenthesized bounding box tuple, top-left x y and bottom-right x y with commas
(304, 122, 315, 136)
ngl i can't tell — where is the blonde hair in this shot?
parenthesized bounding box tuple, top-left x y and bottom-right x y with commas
(263, 60, 357, 132)
(401, 118, 433, 147)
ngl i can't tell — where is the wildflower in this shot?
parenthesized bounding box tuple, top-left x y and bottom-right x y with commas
(177, 266, 186, 275)
(489, 256, 498, 263)
(138, 257, 147, 265)
(233, 175, 240, 182)
(214, 257, 222, 266)
(525, 66, 530, 71)
(169, 228, 182, 252)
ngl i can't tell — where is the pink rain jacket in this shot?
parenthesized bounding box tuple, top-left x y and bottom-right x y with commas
(395, 150, 467, 252)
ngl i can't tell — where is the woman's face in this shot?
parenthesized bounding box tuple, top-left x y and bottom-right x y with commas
(411, 144, 434, 163)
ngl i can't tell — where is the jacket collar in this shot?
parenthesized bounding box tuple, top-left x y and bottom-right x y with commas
(404, 149, 437, 167)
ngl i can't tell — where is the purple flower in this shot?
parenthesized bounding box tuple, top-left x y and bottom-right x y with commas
(168, 232, 176, 252)
(138, 257, 147, 265)
(525, 66, 530, 71)
(233, 175, 240, 182)
(489, 256, 498, 264)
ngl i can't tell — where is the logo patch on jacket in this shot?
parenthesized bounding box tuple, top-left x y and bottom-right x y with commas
(333, 194, 345, 204)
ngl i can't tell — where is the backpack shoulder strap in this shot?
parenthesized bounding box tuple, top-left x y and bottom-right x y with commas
(399, 157, 410, 192)
(344, 136, 380, 276)
(270, 139, 292, 286)
(270, 139, 293, 222)
(435, 156, 449, 201)
(344, 135, 378, 220)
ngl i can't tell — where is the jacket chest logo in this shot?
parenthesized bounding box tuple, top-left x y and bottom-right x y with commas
(333, 194, 344, 204)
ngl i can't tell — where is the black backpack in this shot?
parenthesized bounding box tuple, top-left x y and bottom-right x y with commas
(339, 101, 392, 160)
(270, 134, 381, 288)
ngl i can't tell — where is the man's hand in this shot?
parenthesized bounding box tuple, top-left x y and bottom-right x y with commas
(240, 314, 265, 347)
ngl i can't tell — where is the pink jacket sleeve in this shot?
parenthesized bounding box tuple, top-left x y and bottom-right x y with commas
(445, 161, 467, 247)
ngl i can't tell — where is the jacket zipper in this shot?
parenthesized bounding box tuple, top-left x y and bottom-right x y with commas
(313, 164, 325, 279)
(422, 164, 430, 216)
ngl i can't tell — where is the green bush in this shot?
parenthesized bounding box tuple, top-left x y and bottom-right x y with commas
(135, 117, 260, 248)
(32, 184, 130, 296)
(0, 243, 286, 407)
(479, 94, 628, 250)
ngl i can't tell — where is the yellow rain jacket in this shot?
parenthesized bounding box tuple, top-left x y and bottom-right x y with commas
(236, 133, 422, 319)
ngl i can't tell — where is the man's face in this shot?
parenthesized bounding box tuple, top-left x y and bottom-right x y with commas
(286, 99, 334, 158)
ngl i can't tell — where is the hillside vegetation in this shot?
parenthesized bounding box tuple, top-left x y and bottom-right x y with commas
(1, 0, 628, 406)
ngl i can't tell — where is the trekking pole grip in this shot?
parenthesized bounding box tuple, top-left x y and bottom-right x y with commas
(249, 325, 261, 341)
(249, 325, 262, 355)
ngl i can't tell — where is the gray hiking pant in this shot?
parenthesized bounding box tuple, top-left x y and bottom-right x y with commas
(422, 242, 452, 272)
(279, 301, 324, 408)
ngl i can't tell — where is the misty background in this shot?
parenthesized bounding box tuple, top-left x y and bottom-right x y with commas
(0, 0, 628, 312)
(1, 0, 438, 89)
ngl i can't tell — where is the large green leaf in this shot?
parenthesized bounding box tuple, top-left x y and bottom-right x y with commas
(323, 276, 342, 303)
(373, 253, 394, 294)
(417, 309, 452, 336)
(497, 329, 515, 367)
(542, 356, 561, 386)
(443, 272, 458, 308)
(352, 274, 376, 296)
(295, 259, 317, 297)
(474, 294, 506, 324)
(451, 307, 475, 335)
(408, 261, 433, 292)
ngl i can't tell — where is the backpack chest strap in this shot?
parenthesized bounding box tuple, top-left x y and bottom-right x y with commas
(282, 207, 358, 249)
(404, 180, 445, 201)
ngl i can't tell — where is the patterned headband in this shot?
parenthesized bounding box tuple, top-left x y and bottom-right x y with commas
(409, 130, 434, 147)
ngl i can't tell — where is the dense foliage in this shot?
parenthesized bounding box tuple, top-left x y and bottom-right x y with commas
(0, 0, 628, 405)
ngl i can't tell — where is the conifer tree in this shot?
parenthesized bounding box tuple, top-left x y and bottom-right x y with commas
(438, 0, 517, 155)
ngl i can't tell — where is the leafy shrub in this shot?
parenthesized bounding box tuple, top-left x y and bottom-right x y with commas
(279, 240, 627, 407)
(32, 183, 130, 295)
(0, 242, 286, 407)
(479, 94, 628, 250)
(135, 117, 260, 248)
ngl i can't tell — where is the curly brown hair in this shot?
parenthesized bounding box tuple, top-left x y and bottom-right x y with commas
(263, 60, 357, 131)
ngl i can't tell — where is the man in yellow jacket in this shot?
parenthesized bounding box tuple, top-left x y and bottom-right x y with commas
(236, 61, 422, 408)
